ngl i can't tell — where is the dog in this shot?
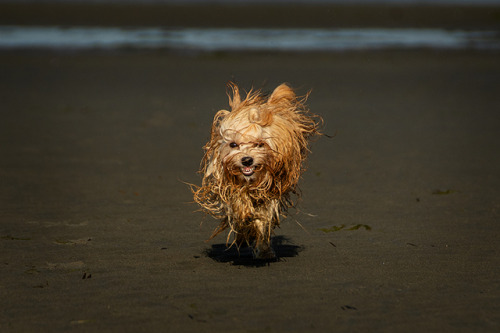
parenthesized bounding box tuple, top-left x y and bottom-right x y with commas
(193, 82, 321, 259)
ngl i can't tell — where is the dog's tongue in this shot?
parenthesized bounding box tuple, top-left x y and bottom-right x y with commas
(242, 166, 254, 175)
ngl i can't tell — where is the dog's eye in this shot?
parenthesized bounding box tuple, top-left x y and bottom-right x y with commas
(257, 142, 265, 148)
(229, 142, 238, 148)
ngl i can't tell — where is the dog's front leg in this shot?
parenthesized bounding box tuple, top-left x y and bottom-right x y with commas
(253, 218, 276, 259)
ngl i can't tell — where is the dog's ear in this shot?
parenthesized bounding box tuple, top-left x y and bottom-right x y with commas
(227, 82, 241, 110)
(267, 83, 296, 105)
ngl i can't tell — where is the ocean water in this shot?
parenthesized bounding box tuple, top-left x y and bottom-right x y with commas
(1, 0, 499, 51)
(0, 26, 499, 51)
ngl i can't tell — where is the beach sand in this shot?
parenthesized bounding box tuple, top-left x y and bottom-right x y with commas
(0, 48, 499, 332)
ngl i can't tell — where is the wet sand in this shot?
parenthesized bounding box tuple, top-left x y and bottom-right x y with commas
(0, 49, 499, 332)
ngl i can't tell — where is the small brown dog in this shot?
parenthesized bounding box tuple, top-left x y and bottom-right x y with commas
(193, 82, 321, 259)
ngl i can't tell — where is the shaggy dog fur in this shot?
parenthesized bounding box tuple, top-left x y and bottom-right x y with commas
(193, 82, 321, 259)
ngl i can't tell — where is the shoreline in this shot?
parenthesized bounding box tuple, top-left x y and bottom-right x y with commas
(2, 26, 499, 52)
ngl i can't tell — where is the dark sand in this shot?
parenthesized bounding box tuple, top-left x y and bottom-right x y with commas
(1, 48, 499, 332)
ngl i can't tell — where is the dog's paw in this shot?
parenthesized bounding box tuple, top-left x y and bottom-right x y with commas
(254, 244, 276, 260)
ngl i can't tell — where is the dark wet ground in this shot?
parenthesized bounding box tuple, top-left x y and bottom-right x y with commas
(1, 49, 499, 332)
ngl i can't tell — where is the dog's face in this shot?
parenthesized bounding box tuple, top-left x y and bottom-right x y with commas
(218, 108, 273, 182)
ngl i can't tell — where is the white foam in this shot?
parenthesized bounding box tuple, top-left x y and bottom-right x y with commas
(0, 26, 498, 51)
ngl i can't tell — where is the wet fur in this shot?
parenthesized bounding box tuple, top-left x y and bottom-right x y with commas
(193, 82, 321, 258)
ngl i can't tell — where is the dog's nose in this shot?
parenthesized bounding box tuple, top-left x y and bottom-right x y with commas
(241, 156, 254, 166)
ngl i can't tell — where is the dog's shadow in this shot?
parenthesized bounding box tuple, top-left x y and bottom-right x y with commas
(204, 236, 303, 267)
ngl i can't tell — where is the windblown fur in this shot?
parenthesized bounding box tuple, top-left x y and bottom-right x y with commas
(193, 82, 321, 258)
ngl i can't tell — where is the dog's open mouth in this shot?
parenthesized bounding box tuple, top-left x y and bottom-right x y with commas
(241, 166, 255, 177)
